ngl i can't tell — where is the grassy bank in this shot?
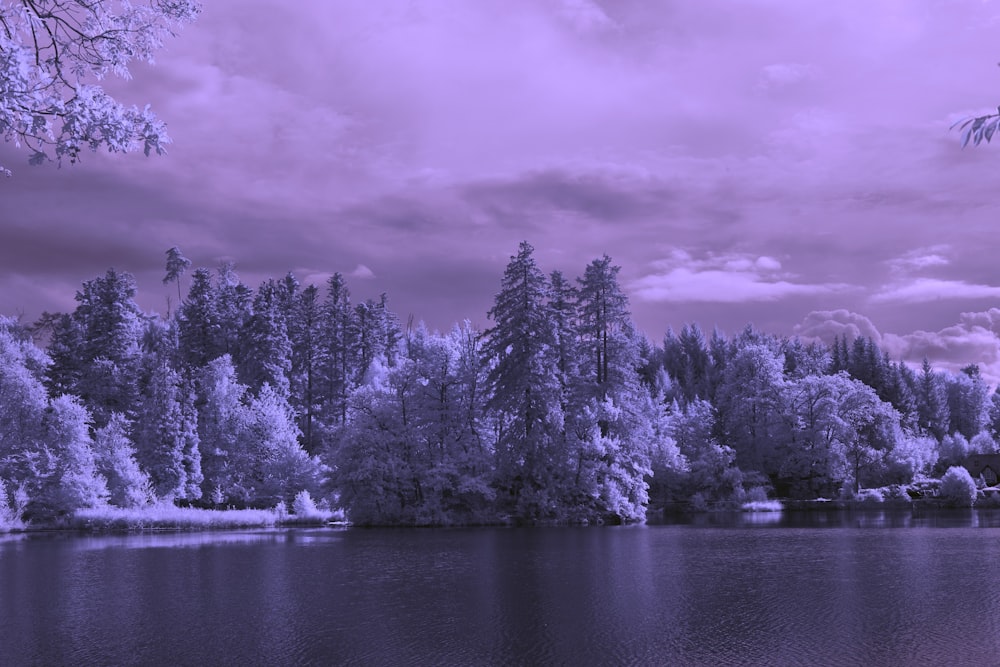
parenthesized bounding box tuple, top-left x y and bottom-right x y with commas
(69, 504, 340, 531)
(741, 500, 783, 512)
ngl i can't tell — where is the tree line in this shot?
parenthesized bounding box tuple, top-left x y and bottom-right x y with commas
(1, 242, 996, 525)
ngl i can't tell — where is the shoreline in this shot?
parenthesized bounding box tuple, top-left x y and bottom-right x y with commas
(5, 500, 999, 534)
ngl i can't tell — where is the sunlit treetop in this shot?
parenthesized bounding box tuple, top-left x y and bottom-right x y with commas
(0, 0, 200, 176)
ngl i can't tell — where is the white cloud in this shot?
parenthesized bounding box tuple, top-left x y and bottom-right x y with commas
(886, 246, 951, 275)
(631, 250, 850, 303)
(350, 264, 375, 280)
(883, 325, 1000, 386)
(871, 278, 1000, 303)
(755, 256, 782, 271)
(960, 308, 1000, 334)
(794, 309, 883, 344)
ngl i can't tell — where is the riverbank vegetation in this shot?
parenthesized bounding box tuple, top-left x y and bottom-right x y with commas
(2, 242, 999, 529)
(70, 491, 338, 531)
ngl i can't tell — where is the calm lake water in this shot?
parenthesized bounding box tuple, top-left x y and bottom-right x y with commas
(4, 510, 1000, 666)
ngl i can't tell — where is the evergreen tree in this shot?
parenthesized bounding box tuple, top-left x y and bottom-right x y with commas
(213, 262, 253, 363)
(678, 324, 711, 400)
(577, 256, 629, 394)
(549, 270, 581, 404)
(829, 334, 849, 373)
(195, 355, 246, 503)
(93, 413, 153, 508)
(134, 362, 202, 501)
(573, 255, 653, 521)
(352, 293, 401, 382)
(847, 337, 887, 395)
(884, 362, 919, 430)
(634, 335, 661, 390)
(75, 269, 145, 366)
(661, 328, 684, 399)
(240, 278, 292, 395)
(946, 365, 990, 440)
(715, 340, 787, 477)
(917, 359, 949, 440)
(706, 326, 729, 401)
(176, 267, 220, 369)
(319, 273, 355, 431)
(51, 269, 146, 426)
(163, 246, 192, 312)
(483, 242, 565, 519)
(289, 284, 324, 453)
(45, 313, 84, 398)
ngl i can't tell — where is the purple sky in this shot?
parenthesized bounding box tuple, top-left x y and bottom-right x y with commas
(4, 0, 1000, 379)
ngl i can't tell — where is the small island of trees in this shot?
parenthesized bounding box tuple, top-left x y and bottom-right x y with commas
(1, 242, 996, 529)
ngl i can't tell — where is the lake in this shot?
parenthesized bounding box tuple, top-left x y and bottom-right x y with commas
(3, 510, 1000, 665)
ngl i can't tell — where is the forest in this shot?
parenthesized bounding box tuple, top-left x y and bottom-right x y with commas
(0, 241, 994, 526)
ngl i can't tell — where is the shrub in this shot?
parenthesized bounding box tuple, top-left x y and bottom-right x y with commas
(881, 484, 910, 501)
(856, 488, 885, 505)
(742, 499, 782, 512)
(940, 466, 977, 508)
(278, 490, 334, 525)
(292, 490, 318, 517)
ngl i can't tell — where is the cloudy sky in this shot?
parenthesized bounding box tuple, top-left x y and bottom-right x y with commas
(4, 0, 1000, 379)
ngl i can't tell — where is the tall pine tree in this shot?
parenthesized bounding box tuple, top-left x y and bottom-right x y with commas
(483, 242, 565, 520)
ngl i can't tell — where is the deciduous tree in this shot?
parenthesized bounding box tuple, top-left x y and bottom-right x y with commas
(0, 0, 200, 175)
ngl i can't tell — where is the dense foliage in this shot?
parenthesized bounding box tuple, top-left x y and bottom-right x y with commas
(0, 0, 200, 175)
(2, 243, 997, 525)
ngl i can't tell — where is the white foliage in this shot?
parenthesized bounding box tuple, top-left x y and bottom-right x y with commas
(292, 489, 318, 517)
(940, 466, 977, 507)
(0, 0, 200, 174)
